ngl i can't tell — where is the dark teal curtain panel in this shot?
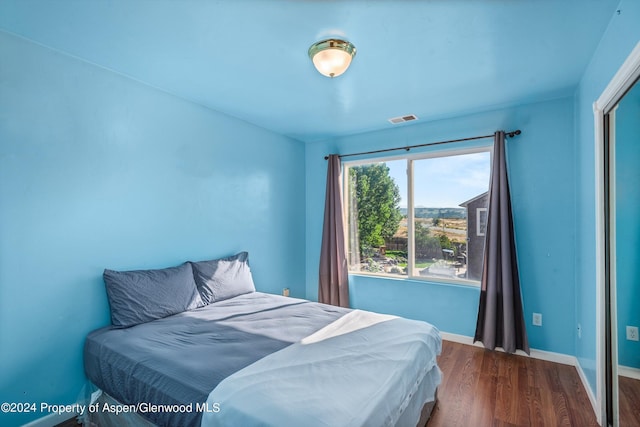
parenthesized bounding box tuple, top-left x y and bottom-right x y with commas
(474, 131, 530, 354)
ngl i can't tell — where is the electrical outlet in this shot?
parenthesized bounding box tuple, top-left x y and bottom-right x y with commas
(627, 326, 639, 341)
(282, 288, 290, 297)
(532, 313, 542, 327)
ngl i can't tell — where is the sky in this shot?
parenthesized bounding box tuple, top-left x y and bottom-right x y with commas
(385, 151, 491, 208)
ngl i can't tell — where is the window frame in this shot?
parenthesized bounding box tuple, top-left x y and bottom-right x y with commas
(342, 144, 493, 287)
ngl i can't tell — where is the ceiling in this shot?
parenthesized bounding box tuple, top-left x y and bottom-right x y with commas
(0, 0, 619, 142)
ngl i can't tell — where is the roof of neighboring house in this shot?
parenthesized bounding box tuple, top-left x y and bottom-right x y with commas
(459, 191, 488, 207)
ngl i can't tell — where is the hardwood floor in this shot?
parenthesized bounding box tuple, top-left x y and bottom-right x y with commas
(619, 375, 640, 427)
(428, 341, 598, 427)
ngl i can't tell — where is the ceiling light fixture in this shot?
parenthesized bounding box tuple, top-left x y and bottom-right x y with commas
(308, 38, 356, 78)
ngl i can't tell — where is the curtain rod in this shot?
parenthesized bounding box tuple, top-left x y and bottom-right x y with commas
(323, 129, 521, 160)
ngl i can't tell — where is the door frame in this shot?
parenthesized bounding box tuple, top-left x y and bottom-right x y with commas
(594, 40, 640, 427)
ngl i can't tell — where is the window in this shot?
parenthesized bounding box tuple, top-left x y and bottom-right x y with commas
(476, 208, 488, 237)
(344, 146, 491, 285)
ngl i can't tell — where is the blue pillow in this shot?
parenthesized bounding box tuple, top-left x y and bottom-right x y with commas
(190, 252, 256, 304)
(103, 262, 204, 328)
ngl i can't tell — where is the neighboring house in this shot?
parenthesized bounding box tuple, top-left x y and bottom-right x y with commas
(459, 192, 488, 281)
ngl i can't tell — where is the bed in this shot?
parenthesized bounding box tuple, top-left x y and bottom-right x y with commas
(82, 253, 442, 427)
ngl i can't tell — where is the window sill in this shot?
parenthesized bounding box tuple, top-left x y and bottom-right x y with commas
(347, 271, 481, 288)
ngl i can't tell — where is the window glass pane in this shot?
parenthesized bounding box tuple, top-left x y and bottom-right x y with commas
(346, 160, 407, 276)
(412, 151, 490, 282)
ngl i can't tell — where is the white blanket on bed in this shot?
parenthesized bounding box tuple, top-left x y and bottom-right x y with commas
(201, 309, 441, 427)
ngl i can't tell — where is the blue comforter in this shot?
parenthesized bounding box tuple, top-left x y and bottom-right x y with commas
(84, 292, 349, 427)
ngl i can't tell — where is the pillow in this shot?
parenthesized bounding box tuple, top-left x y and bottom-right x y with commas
(103, 262, 204, 328)
(190, 251, 256, 304)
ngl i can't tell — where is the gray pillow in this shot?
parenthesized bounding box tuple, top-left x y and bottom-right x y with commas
(103, 262, 204, 328)
(190, 252, 256, 304)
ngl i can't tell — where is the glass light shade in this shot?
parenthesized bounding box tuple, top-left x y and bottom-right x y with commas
(312, 49, 352, 78)
(308, 39, 356, 78)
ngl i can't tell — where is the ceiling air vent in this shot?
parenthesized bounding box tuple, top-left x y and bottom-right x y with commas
(388, 114, 418, 124)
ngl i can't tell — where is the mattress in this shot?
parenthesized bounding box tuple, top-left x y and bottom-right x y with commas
(84, 292, 441, 427)
(84, 292, 349, 426)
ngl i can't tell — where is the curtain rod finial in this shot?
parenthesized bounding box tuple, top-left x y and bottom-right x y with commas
(506, 130, 522, 138)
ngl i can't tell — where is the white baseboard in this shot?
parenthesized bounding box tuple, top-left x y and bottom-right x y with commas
(440, 332, 598, 418)
(441, 332, 572, 365)
(619, 365, 640, 380)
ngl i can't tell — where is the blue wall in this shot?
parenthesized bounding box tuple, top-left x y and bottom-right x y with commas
(1, 2, 638, 424)
(305, 97, 577, 354)
(574, 0, 640, 394)
(0, 31, 306, 426)
(615, 80, 640, 369)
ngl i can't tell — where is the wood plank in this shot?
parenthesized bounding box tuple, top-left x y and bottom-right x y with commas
(495, 352, 518, 424)
(619, 375, 640, 427)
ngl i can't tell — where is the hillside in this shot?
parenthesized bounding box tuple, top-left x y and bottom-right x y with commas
(399, 207, 467, 219)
